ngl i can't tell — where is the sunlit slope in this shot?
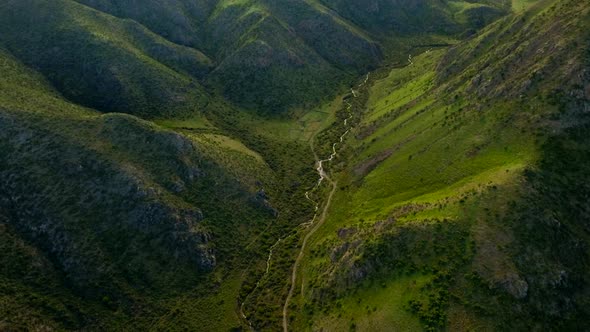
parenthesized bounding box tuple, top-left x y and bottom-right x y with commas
(293, 0, 590, 330)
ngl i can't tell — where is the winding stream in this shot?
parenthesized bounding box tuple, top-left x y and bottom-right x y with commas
(239, 237, 283, 329)
(282, 73, 369, 332)
(239, 73, 369, 331)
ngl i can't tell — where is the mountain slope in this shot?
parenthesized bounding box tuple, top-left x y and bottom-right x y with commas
(1, 0, 588, 330)
(319, 0, 509, 35)
(289, 0, 590, 330)
(1, 0, 510, 115)
(74, 0, 217, 48)
(0, 48, 280, 330)
(0, 0, 212, 118)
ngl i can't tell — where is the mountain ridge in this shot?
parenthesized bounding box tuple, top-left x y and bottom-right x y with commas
(1, 0, 589, 330)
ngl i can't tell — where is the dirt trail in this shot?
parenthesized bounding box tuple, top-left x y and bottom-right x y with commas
(282, 176, 337, 332)
(282, 73, 369, 332)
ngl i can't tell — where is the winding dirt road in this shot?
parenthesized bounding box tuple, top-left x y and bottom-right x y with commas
(282, 175, 337, 332)
(282, 74, 369, 332)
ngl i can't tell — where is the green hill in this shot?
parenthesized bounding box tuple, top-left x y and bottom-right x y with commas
(318, 0, 509, 35)
(0, 0, 588, 330)
(0, 0, 212, 118)
(287, 0, 590, 330)
(1, 0, 509, 114)
(0, 48, 281, 329)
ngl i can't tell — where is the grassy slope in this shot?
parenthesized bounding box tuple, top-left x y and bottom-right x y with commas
(74, 0, 216, 48)
(205, 0, 348, 113)
(291, 0, 590, 330)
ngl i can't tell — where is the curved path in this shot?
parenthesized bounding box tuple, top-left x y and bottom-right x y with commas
(282, 175, 337, 331)
(282, 74, 369, 332)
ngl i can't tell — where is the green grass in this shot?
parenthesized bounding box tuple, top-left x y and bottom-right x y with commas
(343, 51, 539, 223)
(511, 0, 541, 12)
(197, 134, 265, 161)
(289, 0, 590, 329)
(220, 97, 343, 143)
(364, 51, 441, 124)
(305, 275, 429, 331)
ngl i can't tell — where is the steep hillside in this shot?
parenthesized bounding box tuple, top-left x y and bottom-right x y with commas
(0, 33, 337, 328)
(205, 1, 355, 112)
(319, 0, 509, 35)
(74, 0, 217, 48)
(2, 0, 587, 330)
(0, 0, 212, 118)
(288, 0, 590, 330)
(1, 0, 508, 115)
(0, 48, 283, 330)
